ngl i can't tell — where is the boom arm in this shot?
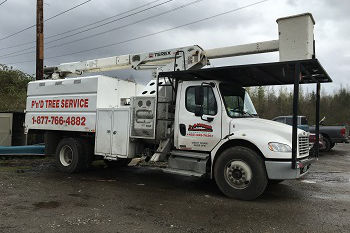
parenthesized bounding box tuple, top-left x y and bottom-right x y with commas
(44, 45, 208, 79)
(45, 13, 316, 79)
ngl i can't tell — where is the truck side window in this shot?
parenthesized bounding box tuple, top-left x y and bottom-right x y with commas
(186, 86, 217, 116)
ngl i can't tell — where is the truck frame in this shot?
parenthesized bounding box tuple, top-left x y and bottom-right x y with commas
(25, 13, 332, 200)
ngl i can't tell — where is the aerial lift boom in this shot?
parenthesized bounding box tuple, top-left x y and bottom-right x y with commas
(44, 13, 315, 79)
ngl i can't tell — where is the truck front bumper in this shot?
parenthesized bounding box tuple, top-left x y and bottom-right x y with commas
(265, 157, 314, 180)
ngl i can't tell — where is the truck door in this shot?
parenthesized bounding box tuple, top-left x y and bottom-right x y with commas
(95, 110, 112, 155)
(175, 82, 222, 151)
(111, 109, 130, 157)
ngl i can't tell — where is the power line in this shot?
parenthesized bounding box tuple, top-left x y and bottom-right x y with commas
(6, 0, 270, 66)
(0, 0, 199, 59)
(0, 0, 173, 57)
(46, 0, 164, 40)
(0, 0, 7, 7)
(0, 0, 164, 51)
(0, 0, 92, 41)
(45, 0, 92, 22)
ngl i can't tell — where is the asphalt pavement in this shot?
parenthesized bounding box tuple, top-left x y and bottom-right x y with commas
(0, 144, 349, 233)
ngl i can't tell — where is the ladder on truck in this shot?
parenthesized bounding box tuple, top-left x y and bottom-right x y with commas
(152, 51, 186, 160)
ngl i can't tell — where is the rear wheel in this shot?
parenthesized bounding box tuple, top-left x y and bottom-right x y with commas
(55, 137, 88, 173)
(320, 136, 331, 152)
(105, 158, 132, 168)
(214, 146, 268, 200)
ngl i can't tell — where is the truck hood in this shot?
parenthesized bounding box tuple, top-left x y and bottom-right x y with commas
(231, 117, 307, 143)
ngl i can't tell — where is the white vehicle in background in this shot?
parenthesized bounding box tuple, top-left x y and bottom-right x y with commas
(25, 13, 331, 200)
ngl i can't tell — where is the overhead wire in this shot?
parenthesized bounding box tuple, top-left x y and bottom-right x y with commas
(0, 0, 93, 41)
(0, 0, 7, 7)
(0, 0, 164, 51)
(0, 0, 201, 59)
(6, 0, 270, 66)
(0, 0, 174, 57)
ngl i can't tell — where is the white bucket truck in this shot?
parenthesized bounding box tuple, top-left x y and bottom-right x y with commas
(25, 13, 331, 200)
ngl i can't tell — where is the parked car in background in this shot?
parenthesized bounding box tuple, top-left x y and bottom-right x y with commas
(272, 116, 349, 152)
(272, 115, 309, 132)
(309, 117, 349, 152)
(272, 116, 324, 153)
(308, 133, 325, 156)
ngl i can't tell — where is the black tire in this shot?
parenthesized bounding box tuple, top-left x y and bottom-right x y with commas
(105, 158, 132, 168)
(55, 137, 88, 173)
(330, 142, 336, 149)
(320, 136, 331, 152)
(79, 138, 94, 169)
(214, 146, 268, 201)
(269, 179, 284, 185)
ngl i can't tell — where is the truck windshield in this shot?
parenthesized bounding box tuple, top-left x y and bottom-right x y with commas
(219, 83, 258, 118)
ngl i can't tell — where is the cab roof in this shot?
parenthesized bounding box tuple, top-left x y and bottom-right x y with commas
(159, 59, 332, 87)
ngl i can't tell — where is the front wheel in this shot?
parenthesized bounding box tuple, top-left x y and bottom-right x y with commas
(269, 179, 284, 185)
(214, 146, 268, 200)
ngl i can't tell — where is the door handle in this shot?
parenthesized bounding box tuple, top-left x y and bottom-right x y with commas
(106, 130, 111, 134)
(179, 124, 186, 136)
(113, 131, 117, 135)
(201, 115, 214, 122)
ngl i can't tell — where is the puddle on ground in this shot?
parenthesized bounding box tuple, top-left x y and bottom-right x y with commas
(305, 172, 350, 183)
(33, 201, 60, 209)
(301, 180, 316, 184)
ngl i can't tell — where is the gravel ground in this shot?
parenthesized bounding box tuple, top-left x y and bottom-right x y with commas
(0, 144, 349, 233)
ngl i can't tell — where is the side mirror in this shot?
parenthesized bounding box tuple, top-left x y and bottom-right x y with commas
(195, 86, 204, 106)
(194, 106, 203, 117)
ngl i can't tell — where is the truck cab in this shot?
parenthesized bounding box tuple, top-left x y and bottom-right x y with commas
(167, 79, 311, 200)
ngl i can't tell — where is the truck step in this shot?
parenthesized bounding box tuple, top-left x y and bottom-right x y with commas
(162, 168, 204, 177)
(167, 150, 209, 176)
(170, 150, 209, 160)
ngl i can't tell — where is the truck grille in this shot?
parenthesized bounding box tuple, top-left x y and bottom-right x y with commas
(298, 136, 309, 156)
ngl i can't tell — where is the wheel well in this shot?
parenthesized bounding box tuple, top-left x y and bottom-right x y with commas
(43, 130, 94, 156)
(212, 139, 265, 172)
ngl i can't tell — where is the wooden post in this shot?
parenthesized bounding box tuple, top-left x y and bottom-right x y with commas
(36, 0, 44, 80)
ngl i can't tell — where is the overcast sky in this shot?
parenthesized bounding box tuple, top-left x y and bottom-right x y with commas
(0, 0, 348, 93)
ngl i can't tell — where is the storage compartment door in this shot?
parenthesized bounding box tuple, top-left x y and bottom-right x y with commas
(95, 110, 112, 155)
(112, 109, 130, 157)
(0, 113, 13, 146)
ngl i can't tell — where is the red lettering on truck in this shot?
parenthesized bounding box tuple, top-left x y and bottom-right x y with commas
(34, 98, 89, 109)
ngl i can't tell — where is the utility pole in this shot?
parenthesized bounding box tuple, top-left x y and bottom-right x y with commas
(36, 0, 44, 80)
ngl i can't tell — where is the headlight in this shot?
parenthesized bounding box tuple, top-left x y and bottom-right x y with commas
(268, 142, 292, 152)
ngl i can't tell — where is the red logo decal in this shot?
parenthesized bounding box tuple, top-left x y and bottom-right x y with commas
(188, 123, 213, 132)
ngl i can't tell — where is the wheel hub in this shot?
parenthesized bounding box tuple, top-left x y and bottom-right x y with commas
(59, 145, 73, 167)
(232, 169, 243, 179)
(224, 160, 252, 189)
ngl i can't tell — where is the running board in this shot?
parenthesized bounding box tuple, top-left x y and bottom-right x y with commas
(162, 168, 204, 177)
(170, 150, 209, 159)
(167, 150, 210, 176)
